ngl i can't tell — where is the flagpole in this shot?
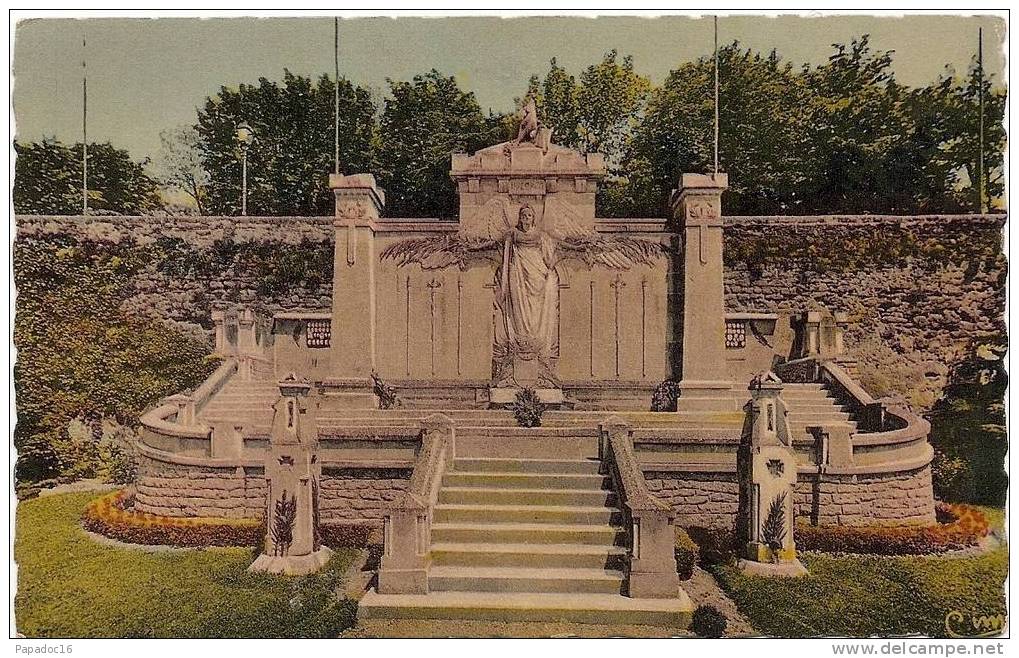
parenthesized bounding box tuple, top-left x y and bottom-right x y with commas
(713, 15, 719, 179)
(977, 26, 984, 213)
(82, 30, 88, 215)
(334, 17, 340, 175)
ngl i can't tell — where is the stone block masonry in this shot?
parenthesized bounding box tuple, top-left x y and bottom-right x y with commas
(646, 466, 934, 529)
(134, 454, 409, 524)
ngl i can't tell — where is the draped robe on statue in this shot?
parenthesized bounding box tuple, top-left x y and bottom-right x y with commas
(496, 224, 560, 372)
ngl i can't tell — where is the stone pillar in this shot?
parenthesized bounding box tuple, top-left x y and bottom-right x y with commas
(832, 311, 848, 357)
(249, 375, 332, 575)
(211, 310, 229, 355)
(671, 173, 730, 394)
(166, 393, 196, 427)
(329, 173, 384, 407)
(737, 375, 806, 576)
(238, 308, 257, 356)
(802, 311, 822, 358)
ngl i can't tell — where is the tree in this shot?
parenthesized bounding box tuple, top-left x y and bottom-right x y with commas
(377, 70, 503, 217)
(576, 51, 651, 165)
(14, 139, 163, 215)
(195, 70, 377, 216)
(157, 125, 210, 215)
(622, 43, 807, 216)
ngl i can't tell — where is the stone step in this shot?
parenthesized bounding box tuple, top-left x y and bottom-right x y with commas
(438, 487, 615, 507)
(430, 542, 627, 569)
(783, 383, 826, 390)
(428, 566, 625, 595)
(778, 390, 832, 399)
(358, 590, 692, 627)
(443, 472, 610, 490)
(453, 458, 602, 475)
(787, 402, 847, 412)
(434, 504, 622, 525)
(431, 522, 623, 546)
(785, 410, 851, 422)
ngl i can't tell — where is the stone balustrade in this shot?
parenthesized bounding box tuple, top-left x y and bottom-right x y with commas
(600, 417, 680, 599)
(377, 414, 455, 595)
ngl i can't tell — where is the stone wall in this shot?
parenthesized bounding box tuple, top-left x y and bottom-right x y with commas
(724, 215, 1006, 408)
(793, 466, 936, 527)
(134, 454, 409, 525)
(15, 213, 1005, 406)
(645, 467, 935, 529)
(319, 468, 410, 525)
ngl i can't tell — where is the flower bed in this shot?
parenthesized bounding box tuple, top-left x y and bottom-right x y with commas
(82, 490, 384, 549)
(81, 490, 263, 547)
(796, 503, 990, 555)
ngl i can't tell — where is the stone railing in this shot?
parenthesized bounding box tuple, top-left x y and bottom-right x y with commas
(138, 358, 239, 453)
(377, 414, 455, 594)
(600, 417, 681, 599)
(819, 361, 886, 431)
(774, 357, 932, 474)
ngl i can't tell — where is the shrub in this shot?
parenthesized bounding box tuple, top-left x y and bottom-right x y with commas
(511, 388, 544, 427)
(14, 236, 217, 486)
(797, 503, 989, 555)
(675, 527, 698, 580)
(651, 380, 679, 412)
(691, 604, 727, 638)
(686, 526, 738, 566)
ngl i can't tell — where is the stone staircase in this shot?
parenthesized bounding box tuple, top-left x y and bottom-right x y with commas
(198, 378, 279, 426)
(781, 383, 858, 441)
(358, 456, 692, 626)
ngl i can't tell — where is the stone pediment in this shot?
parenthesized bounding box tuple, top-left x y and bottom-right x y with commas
(452, 140, 605, 232)
(451, 141, 605, 178)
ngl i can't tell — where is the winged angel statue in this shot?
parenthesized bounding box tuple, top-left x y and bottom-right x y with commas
(381, 196, 665, 386)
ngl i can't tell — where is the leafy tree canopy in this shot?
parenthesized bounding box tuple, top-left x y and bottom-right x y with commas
(195, 70, 377, 216)
(14, 139, 163, 215)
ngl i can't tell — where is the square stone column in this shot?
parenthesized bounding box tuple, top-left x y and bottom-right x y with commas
(670, 173, 730, 393)
(329, 174, 384, 405)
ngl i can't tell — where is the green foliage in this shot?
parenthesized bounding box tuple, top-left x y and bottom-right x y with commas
(150, 235, 333, 301)
(617, 38, 1005, 216)
(691, 605, 728, 638)
(13, 236, 218, 483)
(378, 70, 505, 217)
(674, 527, 698, 580)
(510, 388, 545, 428)
(15, 492, 361, 638)
(195, 70, 377, 216)
(14, 139, 164, 215)
(927, 342, 1007, 506)
(712, 548, 1007, 638)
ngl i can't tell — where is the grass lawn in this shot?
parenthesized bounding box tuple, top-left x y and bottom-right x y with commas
(14, 491, 361, 638)
(712, 546, 1007, 638)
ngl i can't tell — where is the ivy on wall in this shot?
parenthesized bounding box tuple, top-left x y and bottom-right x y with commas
(724, 221, 1005, 277)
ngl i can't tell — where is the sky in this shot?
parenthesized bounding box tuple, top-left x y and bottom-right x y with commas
(12, 14, 1008, 162)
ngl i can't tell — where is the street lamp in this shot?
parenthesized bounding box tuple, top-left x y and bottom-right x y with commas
(235, 122, 255, 215)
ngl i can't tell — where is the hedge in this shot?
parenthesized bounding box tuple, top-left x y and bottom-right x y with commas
(796, 503, 989, 555)
(82, 490, 382, 549)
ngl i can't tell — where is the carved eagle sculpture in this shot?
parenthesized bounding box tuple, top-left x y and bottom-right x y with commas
(380, 196, 666, 271)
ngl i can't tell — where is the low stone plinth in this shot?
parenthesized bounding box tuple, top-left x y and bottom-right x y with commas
(489, 388, 565, 405)
(249, 546, 334, 576)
